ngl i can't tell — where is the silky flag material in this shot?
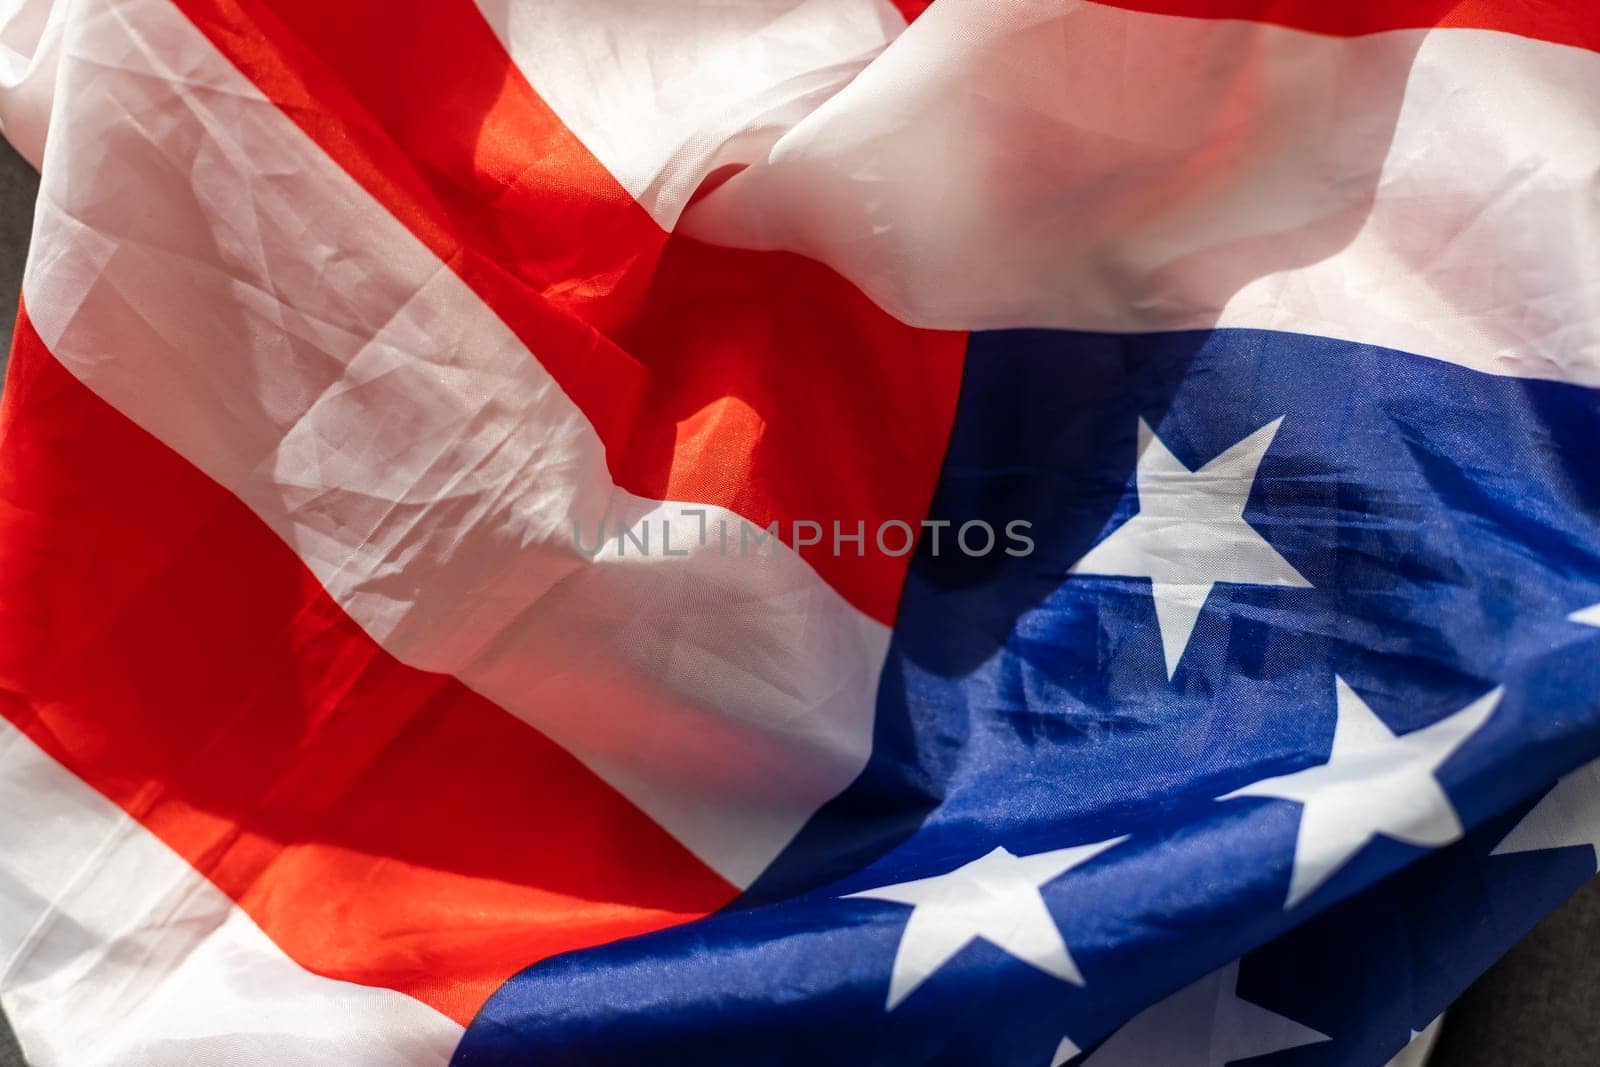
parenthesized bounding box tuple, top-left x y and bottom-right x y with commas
(1, 1, 1599, 1064)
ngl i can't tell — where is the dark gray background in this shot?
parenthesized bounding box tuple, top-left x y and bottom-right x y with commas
(0, 134, 37, 1067)
(0, 136, 35, 364)
(0, 135, 1593, 1067)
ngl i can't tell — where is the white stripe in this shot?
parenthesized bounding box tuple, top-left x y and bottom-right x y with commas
(0, 720, 462, 1066)
(0, 0, 63, 167)
(474, 0, 907, 227)
(683, 0, 1600, 383)
(23, 0, 886, 888)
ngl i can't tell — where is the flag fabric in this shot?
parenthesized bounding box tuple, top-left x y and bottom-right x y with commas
(1, 0, 1598, 1064)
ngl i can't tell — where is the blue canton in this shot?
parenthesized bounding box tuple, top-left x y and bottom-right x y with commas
(455, 328, 1600, 1066)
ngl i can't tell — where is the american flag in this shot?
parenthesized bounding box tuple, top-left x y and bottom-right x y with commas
(1, 1, 1598, 1064)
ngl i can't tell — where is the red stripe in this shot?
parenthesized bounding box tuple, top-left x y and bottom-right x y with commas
(0, 311, 737, 1025)
(1091, 1, 1600, 54)
(170, 0, 967, 627)
(889, 0, 934, 20)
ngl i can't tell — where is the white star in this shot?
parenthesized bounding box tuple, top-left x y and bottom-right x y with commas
(1221, 676, 1502, 908)
(1056, 960, 1328, 1067)
(846, 839, 1123, 1010)
(1493, 757, 1600, 872)
(1569, 603, 1600, 627)
(1385, 1015, 1443, 1067)
(1071, 418, 1310, 678)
